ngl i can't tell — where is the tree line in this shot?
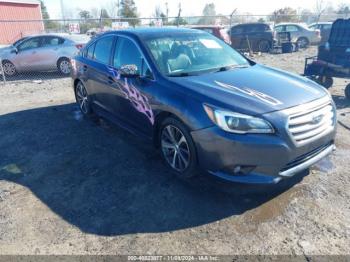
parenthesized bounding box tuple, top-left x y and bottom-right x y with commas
(40, 0, 350, 33)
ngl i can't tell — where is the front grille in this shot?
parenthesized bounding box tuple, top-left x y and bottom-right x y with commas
(285, 97, 336, 145)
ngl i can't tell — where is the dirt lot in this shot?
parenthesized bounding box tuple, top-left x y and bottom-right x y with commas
(0, 47, 349, 255)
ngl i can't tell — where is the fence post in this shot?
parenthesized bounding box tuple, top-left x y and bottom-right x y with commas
(0, 57, 6, 85)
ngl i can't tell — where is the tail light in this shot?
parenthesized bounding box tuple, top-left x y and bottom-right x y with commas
(75, 44, 84, 49)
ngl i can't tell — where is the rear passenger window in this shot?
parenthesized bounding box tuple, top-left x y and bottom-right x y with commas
(86, 43, 95, 59)
(286, 25, 299, 32)
(93, 36, 114, 64)
(42, 36, 64, 47)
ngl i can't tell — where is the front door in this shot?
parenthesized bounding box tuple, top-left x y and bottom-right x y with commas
(109, 36, 155, 137)
(12, 37, 42, 71)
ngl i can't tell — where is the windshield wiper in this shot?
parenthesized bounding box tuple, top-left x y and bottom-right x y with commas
(167, 72, 197, 77)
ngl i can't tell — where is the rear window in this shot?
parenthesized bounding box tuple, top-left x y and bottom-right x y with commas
(231, 26, 244, 34)
(65, 34, 90, 44)
(86, 43, 95, 60)
(245, 24, 270, 33)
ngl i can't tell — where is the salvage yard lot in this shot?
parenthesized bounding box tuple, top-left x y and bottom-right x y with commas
(0, 47, 349, 255)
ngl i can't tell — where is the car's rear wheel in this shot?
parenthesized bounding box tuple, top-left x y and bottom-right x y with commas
(345, 84, 350, 100)
(159, 117, 198, 179)
(2, 60, 16, 77)
(297, 37, 309, 48)
(57, 58, 71, 75)
(258, 40, 270, 53)
(316, 76, 333, 89)
(75, 81, 92, 115)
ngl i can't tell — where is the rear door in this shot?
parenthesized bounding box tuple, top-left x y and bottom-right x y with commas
(35, 36, 65, 70)
(230, 25, 245, 49)
(85, 35, 116, 113)
(285, 25, 300, 42)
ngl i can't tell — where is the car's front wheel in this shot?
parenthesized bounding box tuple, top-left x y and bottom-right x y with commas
(159, 117, 198, 179)
(2, 60, 17, 77)
(345, 84, 350, 100)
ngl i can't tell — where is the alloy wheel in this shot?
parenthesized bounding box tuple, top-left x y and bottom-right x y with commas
(297, 38, 309, 48)
(161, 125, 191, 172)
(3, 62, 16, 76)
(76, 82, 89, 114)
(59, 60, 71, 74)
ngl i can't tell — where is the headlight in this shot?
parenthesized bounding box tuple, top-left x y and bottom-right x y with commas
(203, 104, 274, 134)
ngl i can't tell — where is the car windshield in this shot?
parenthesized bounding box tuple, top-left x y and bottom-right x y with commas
(145, 33, 250, 76)
(13, 37, 28, 47)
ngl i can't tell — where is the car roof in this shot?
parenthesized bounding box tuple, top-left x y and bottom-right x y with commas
(309, 22, 332, 25)
(102, 27, 205, 39)
(190, 25, 224, 29)
(234, 23, 269, 26)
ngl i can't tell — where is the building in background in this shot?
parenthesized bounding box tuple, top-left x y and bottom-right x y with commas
(0, 0, 44, 44)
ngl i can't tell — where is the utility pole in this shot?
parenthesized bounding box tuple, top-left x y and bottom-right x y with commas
(177, 2, 182, 27)
(165, 2, 169, 19)
(60, 0, 66, 30)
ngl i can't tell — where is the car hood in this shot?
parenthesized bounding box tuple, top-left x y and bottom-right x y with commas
(0, 46, 12, 57)
(169, 64, 328, 115)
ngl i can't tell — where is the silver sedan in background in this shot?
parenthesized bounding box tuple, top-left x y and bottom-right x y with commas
(0, 34, 90, 76)
(274, 23, 321, 48)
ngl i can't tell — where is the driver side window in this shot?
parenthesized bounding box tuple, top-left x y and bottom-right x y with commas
(113, 37, 151, 77)
(17, 37, 41, 52)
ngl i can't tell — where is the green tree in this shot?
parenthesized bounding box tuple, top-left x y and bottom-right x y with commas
(119, 0, 140, 27)
(198, 3, 216, 25)
(40, 0, 60, 32)
(337, 3, 350, 15)
(79, 10, 92, 20)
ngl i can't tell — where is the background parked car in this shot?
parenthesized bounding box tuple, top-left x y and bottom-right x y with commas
(0, 34, 90, 76)
(308, 22, 333, 44)
(275, 23, 321, 48)
(229, 23, 274, 52)
(191, 25, 231, 44)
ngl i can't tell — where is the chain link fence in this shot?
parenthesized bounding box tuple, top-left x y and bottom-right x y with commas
(0, 13, 349, 84)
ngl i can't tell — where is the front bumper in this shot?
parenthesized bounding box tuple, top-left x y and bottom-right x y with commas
(191, 125, 336, 184)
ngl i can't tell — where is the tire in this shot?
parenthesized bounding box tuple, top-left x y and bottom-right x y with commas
(57, 57, 71, 75)
(258, 40, 270, 53)
(297, 37, 309, 48)
(345, 84, 350, 100)
(316, 76, 333, 89)
(74, 81, 93, 116)
(2, 60, 17, 77)
(159, 117, 198, 179)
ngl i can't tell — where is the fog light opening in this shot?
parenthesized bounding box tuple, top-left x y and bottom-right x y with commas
(229, 165, 256, 176)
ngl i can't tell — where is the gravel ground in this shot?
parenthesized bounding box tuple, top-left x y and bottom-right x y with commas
(0, 47, 349, 255)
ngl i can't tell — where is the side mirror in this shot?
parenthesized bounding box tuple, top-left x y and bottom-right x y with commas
(11, 47, 18, 54)
(119, 64, 140, 78)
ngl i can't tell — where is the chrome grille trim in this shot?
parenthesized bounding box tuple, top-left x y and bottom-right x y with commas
(283, 96, 336, 146)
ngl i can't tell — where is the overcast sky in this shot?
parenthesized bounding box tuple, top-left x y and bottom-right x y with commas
(45, 0, 349, 19)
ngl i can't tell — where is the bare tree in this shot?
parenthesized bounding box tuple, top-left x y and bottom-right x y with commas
(315, 0, 327, 23)
(104, 1, 119, 18)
